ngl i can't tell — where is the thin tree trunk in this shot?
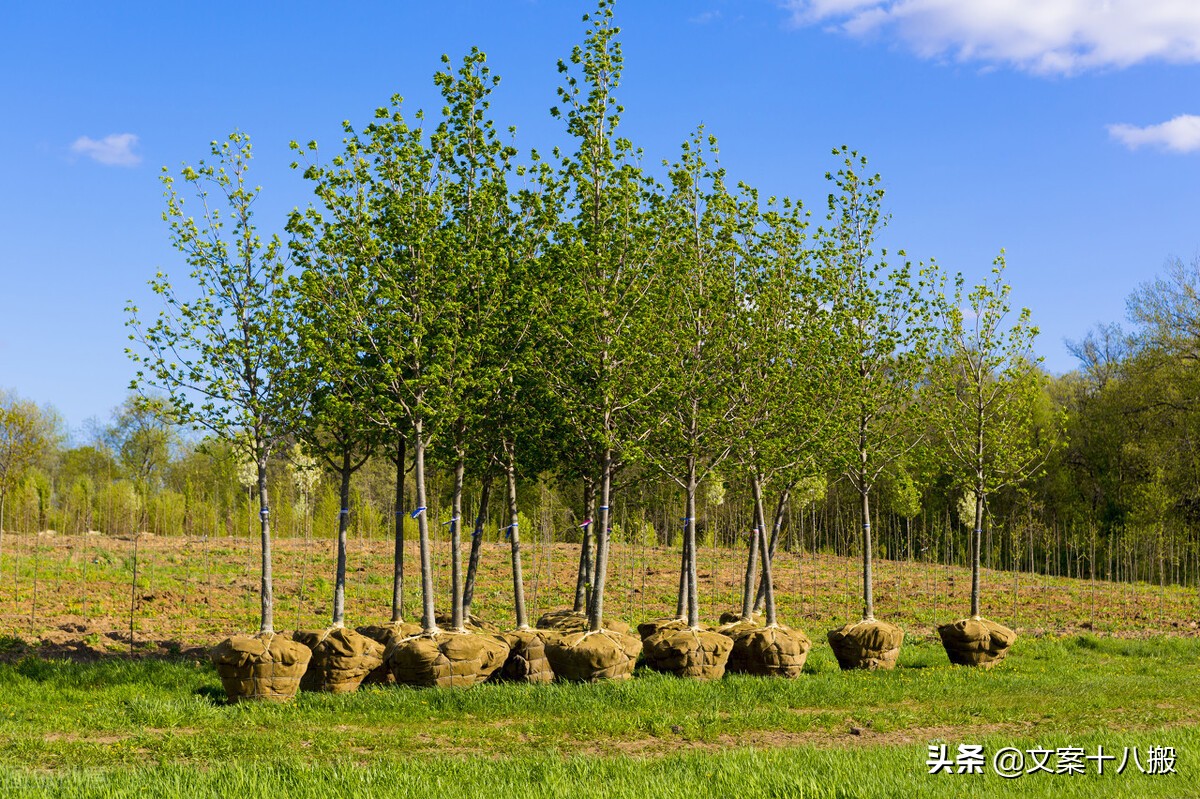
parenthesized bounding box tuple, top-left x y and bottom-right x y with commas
(685, 456, 700, 629)
(391, 435, 406, 623)
(505, 442, 528, 629)
(753, 485, 791, 614)
(257, 456, 274, 634)
(332, 449, 351, 628)
(449, 451, 466, 631)
(751, 476, 778, 626)
(573, 476, 595, 614)
(739, 478, 761, 621)
(462, 471, 493, 619)
(971, 484, 984, 618)
(861, 485, 874, 621)
(675, 529, 691, 619)
(588, 447, 613, 633)
(413, 421, 437, 633)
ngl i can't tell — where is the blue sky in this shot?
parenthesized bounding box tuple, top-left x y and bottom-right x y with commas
(2, 0, 1199, 435)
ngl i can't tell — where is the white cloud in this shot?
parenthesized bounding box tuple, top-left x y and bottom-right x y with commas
(70, 133, 141, 166)
(690, 10, 723, 24)
(1108, 114, 1200, 153)
(784, 0, 1200, 75)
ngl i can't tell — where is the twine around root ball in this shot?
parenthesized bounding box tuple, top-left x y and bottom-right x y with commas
(637, 617, 690, 641)
(292, 627, 384, 693)
(544, 628, 642, 682)
(725, 624, 811, 677)
(826, 619, 903, 671)
(385, 630, 510, 688)
(937, 617, 1016, 669)
(641, 627, 733, 680)
(210, 632, 312, 703)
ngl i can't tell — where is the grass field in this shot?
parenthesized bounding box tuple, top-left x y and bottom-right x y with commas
(0, 533, 1197, 797)
(0, 635, 1197, 797)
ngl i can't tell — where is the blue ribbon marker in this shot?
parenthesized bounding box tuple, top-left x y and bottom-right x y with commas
(410, 506, 426, 519)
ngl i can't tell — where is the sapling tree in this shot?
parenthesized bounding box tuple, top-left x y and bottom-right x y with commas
(427, 49, 521, 635)
(930, 256, 1059, 665)
(820, 149, 936, 670)
(641, 131, 742, 657)
(294, 256, 385, 632)
(127, 132, 313, 700)
(290, 94, 447, 639)
(539, 1, 655, 680)
(732, 189, 844, 631)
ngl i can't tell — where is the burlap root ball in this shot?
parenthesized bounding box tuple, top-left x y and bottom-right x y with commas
(356, 622, 423, 685)
(536, 609, 631, 636)
(725, 623, 811, 677)
(292, 627, 384, 693)
(386, 630, 510, 688)
(826, 619, 904, 671)
(210, 632, 312, 703)
(938, 617, 1016, 669)
(544, 628, 642, 682)
(715, 616, 759, 638)
(637, 617, 690, 641)
(718, 610, 763, 626)
(495, 628, 557, 684)
(641, 626, 734, 680)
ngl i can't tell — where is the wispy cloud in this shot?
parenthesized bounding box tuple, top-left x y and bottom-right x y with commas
(783, 0, 1200, 75)
(689, 9, 722, 25)
(1108, 115, 1200, 153)
(70, 133, 141, 166)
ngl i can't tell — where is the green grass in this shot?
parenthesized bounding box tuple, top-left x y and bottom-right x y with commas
(1, 634, 1198, 797)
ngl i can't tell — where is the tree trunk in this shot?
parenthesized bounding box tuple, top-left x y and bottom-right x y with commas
(462, 471, 493, 618)
(391, 435, 406, 623)
(449, 451, 466, 631)
(752, 485, 791, 614)
(739, 482, 761, 621)
(675, 528, 691, 619)
(573, 476, 595, 614)
(685, 456, 699, 629)
(861, 485, 874, 621)
(332, 449, 351, 628)
(971, 483, 984, 618)
(505, 442, 529, 629)
(413, 421, 437, 633)
(257, 455, 275, 634)
(751, 475, 778, 626)
(588, 448, 613, 633)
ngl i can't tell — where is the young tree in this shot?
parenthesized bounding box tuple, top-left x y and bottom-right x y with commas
(821, 149, 936, 671)
(127, 132, 313, 701)
(539, 1, 651, 681)
(931, 255, 1058, 667)
(291, 52, 512, 687)
(719, 187, 840, 677)
(288, 252, 388, 691)
(638, 131, 740, 679)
